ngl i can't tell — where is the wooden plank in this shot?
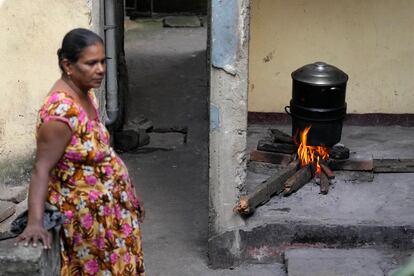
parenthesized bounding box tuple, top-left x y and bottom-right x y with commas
(319, 171, 330, 195)
(268, 128, 294, 144)
(373, 159, 414, 173)
(328, 158, 374, 171)
(283, 164, 314, 196)
(250, 150, 293, 165)
(234, 160, 300, 215)
(257, 140, 298, 154)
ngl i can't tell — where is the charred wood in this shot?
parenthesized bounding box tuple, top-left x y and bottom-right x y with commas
(268, 128, 294, 144)
(250, 150, 293, 165)
(234, 160, 300, 215)
(373, 159, 414, 173)
(283, 163, 314, 196)
(257, 140, 298, 154)
(319, 171, 330, 195)
(328, 158, 374, 171)
(320, 160, 335, 179)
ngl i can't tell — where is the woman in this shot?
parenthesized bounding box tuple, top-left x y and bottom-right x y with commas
(16, 28, 145, 275)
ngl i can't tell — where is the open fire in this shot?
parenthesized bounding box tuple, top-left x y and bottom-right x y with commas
(296, 126, 330, 175)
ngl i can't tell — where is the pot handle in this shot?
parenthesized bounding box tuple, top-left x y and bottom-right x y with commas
(284, 106, 291, 115)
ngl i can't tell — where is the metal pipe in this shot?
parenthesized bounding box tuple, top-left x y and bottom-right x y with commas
(104, 0, 118, 125)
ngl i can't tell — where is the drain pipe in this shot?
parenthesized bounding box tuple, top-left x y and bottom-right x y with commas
(104, 0, 118, 126)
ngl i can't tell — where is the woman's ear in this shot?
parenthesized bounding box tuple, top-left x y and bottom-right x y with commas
(61, 59, 72, 75)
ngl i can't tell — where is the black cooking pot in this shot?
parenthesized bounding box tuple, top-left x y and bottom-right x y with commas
(286, 62, 348, 146)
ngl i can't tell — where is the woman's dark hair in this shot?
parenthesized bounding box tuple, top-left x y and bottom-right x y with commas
(57, 28, 104, 71)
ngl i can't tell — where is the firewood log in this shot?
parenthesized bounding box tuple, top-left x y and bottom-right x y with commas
(268, 128, 294, 144)
(283, 163, 314, 196)
(319, 171, 330, 195)
(234, 160, 300, 215)
(257, 140, 298, 154)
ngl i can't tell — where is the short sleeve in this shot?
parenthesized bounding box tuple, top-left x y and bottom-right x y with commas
(38, 92, 80, 132)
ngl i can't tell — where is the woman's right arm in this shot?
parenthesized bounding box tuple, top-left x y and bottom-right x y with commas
(15, 120, 71, 249)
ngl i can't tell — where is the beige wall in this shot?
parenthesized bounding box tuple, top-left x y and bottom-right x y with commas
(249, 0, 414, 114)
(0, 0, 93, 183)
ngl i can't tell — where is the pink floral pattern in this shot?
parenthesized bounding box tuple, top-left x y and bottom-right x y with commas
(38, 91, 145, 275)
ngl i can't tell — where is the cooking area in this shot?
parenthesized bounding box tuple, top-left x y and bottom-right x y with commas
(204, 60, 414, 271)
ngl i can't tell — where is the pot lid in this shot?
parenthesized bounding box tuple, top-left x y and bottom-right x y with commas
(291, 62, 348, 86)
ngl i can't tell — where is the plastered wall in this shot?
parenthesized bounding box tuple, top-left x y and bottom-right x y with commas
(0, 0, 93, 183)
(249, 0, 414, 114)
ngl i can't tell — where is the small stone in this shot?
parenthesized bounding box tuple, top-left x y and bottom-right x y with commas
(0, 199, 26, 240)
(125, 115, 153, 133)
(0, 186, 27, 204)
(114, 130, 140, 152)
(330, 144, 350, 160)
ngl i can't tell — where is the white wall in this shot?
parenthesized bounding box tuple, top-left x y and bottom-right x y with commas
(0, 0, 94, 183)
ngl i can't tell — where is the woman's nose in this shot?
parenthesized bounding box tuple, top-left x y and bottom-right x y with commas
(97, 63, 106, 74)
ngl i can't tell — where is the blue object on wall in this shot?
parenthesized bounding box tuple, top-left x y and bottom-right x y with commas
(210, 104, 220, 130)
(211, 0, 239, 71)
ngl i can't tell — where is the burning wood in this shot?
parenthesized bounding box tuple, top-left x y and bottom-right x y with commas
(283, 163, 314, 196)
(319, 171, 330, 195)
(234, 160, 300, 215)
(320, 160, 335, 179)
(257, 140, 298, 154)
(296, 126, 329, 166)
(250, 150, 293, 166)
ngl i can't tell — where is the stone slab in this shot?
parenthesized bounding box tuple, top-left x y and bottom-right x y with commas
(163, 16, 202, 28)
(0, 200, 16, 224)
(0, 186, 27, 204)
(285, 248, 405, 276)
(0, 230, 60, 276)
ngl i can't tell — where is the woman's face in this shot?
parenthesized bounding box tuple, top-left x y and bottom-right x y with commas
(69, 42, 106, 91)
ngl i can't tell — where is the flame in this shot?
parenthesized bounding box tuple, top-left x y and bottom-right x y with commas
(296, 126, 329, 172)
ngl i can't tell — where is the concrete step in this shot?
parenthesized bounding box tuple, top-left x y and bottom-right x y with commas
(0, 233, 60, 276)
(285, 248, 409, 276)
(209, 172, 414, 268)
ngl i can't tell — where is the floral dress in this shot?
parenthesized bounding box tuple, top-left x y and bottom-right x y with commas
(38, 91, 145, 276)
